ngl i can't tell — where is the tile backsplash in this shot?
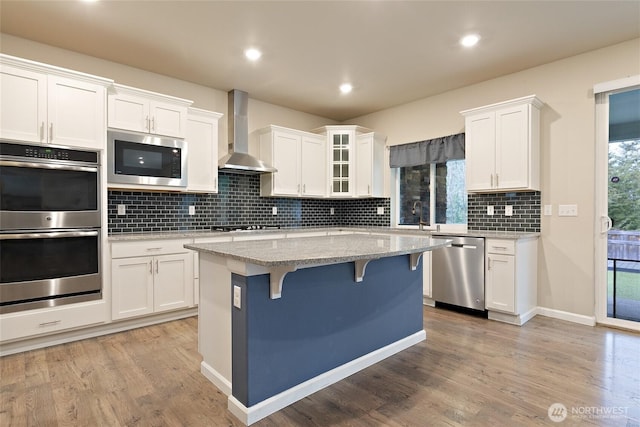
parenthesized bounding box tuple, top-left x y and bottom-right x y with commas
(467, 191, 541, 232)
(108, 173, 540, 234)
(108, 172, 391, 233)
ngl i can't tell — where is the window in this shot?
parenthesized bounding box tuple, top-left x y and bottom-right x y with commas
(396, 159, 467, 227)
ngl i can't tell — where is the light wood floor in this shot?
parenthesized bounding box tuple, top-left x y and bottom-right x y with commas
(2, 307, 639, 426)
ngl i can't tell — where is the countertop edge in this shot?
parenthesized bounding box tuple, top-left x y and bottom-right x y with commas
(109, 227, 539, 242)
(184, 238, 451, 268)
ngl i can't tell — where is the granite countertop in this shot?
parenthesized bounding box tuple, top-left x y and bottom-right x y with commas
(108, 227, 539, 242)
(184, 233, 451, 267)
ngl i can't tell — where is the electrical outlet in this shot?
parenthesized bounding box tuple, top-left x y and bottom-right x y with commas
(272, 206, 278, 215)
(505, 205, 513, 216)
(544, 204, 553, 216)
(558, 204, 578, 217)
(330, 207, 335, 215)
(117, 204, 126, 216)
(377, 206, 385, 215)
(188, 205, 195, 215)
(233, 285, 241, 309)
(487, 206, 494, 216)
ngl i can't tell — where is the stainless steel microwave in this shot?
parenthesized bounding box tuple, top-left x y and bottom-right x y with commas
(107, 130, 187, 188)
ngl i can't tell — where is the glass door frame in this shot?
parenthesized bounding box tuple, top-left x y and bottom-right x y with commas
(594, 75, 640, 331)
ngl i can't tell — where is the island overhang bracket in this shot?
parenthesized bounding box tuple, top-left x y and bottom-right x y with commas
(354, 258, 377, 282)
(269, 264, 297, 299)
(410, 253, 423, 271)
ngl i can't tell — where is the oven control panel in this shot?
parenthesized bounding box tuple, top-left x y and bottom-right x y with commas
(0, 142, 98, 164)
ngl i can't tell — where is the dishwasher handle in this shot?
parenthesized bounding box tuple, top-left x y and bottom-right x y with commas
(451, 243, 478, 249)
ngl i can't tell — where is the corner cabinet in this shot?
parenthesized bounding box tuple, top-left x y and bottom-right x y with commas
(462, 95, 543, 193)
(0, 54, 112, 150)
(107, 84, 192, 138)
(111, 239, 194, 320)
(314, 125, 386, 198)
(187, 108, 223, 193)
(259, 125, 327, 197)
(485, 238, 538, 326)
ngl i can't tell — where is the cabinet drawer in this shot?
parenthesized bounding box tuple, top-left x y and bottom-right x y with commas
(486, 239, 515, 255)
(0, 300, 107, 342)
(111, 239, 191, 258)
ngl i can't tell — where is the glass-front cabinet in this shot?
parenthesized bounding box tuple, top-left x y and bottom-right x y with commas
(331, 130, 351, 195)
(319, 125, 366, 197)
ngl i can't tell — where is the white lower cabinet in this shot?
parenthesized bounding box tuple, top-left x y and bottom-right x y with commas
(111, 239, 193, 320)
(485, 238, 538, 325)
(0, 300, 107, 342)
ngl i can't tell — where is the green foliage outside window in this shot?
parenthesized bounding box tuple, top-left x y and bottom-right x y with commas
(608, 139, 640, 230)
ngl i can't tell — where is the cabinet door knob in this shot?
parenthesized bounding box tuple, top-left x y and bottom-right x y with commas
(151, 117, 155, 132)
(49, 123, 53, 142)
(145, 116, 150, 131)
(487, 257, 492, 270)
(149, 260, 153, 274)
(40, 122, 45, 141)
(490, 174, 494, 188)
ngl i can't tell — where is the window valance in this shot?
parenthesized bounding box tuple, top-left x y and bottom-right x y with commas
(389, 132, 465, 167)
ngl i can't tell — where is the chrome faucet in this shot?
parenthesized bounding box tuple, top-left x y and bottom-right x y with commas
(411, 201, 428, 231)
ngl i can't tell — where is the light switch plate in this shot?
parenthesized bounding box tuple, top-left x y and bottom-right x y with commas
(505, 205, 513, 216)
(330, 207, 335, 215)
(272, 206, 278, 215)
(233, 285, 241, 309)
(544, 204, 553, 216)
(487, 206, 494, 216)
(558, 204, 578, 217)
(188, 205, 195, 215)
(377, 207, 385, 215)
(117, 204, 126, 216)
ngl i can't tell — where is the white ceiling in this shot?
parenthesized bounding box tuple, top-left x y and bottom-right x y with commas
(1, 0, 639, 121)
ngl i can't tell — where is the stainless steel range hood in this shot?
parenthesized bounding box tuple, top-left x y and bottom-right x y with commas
(218, 89, 276, 174)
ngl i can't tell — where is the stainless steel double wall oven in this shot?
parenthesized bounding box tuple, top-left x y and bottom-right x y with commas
(0, 142, 102, 314)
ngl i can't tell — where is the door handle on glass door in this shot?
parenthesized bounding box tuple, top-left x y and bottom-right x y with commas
(601, 216, 613, 234)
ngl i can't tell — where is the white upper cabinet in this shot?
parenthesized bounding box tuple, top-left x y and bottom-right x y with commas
(0, 54, 112, 150)
(260, 124, 386, 199)
(356, 132, 386, 197)
(186, 107, 223, 193)
(300, 133, 327, 197)
(462, 95, 543, 192)
(259, 126, 327, 197)
(108, 84, 192, 138)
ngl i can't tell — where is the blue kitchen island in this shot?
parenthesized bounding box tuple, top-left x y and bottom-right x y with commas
(185, 232, 450, 425)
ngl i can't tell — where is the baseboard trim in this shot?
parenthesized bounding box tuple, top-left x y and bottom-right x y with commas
(0, 308, 198, 356)
(536, 307, 596, 326)
(201, 361, 232, 396)
(227, 330, 426, 426)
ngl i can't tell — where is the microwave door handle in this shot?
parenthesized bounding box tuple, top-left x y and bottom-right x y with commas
(0, 160, 98, 173)
(0, 230, 99, 240)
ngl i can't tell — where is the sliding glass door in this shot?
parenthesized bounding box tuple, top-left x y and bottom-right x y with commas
(595, 79, 640, 330)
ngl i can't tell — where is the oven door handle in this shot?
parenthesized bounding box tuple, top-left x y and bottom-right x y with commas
(0, 160, 98, 173)
(0, 230, 99, 240)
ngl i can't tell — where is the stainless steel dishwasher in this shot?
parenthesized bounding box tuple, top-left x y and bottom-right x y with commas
(431, 235, 485, 311)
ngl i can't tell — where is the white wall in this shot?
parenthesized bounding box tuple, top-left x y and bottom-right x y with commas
(352, 38, 640, 318)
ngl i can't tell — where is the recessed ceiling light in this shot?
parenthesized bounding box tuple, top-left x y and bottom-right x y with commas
(244, 48, 262, 61)
(339, 83, 353, 94)
(460, 34, 480, 48)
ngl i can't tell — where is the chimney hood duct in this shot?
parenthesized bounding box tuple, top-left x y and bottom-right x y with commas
(218, 89, 276, 174)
